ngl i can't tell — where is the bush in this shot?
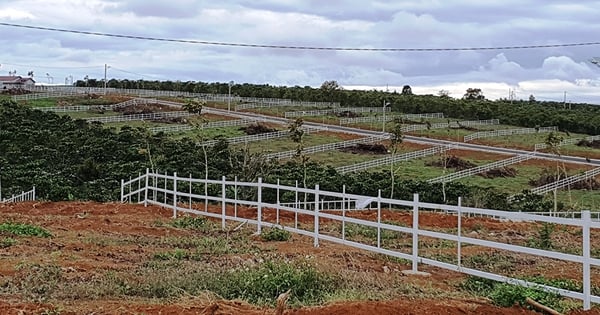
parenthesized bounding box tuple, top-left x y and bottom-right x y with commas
(261, 226, 291, 242)
(170, 216, 209, 231)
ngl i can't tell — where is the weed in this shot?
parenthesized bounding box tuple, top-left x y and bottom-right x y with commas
(261, 226, 292, 242)
(464, 252, 516, 273)
(0, 222, 51, 238)
(528, 223, 555, 250)
(0, 237, 17, 248)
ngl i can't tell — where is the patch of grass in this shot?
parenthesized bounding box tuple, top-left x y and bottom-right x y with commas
(0, 237, 17, 248)
(527, 223, 555, 250)
(9, 264, 63, 302)
(170, 216, 211, 231)
(261, 226, 292, 242)
(0, 222, 51, 238)
(463, 252, 516, 273)
(461, 276, 583, 313)
(153, 248, 190, 261)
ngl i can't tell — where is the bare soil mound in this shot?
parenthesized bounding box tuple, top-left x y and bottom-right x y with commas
(335, 111, 361, 118)
(339, 143, 388, 154)
(577, 139, 600, 149)
(428, 155, 477, 170)
(479, 167, 518, 179)
(240, 123, 278, 135)
(528, 168, 560, 186)
(115, 104, 181, 115)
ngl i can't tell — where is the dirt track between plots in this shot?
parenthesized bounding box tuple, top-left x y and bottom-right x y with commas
(1, 202, 599, 314)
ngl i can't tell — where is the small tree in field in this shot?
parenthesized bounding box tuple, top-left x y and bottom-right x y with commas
(389, 117, 404, 203)
(288, 118, 309, 207)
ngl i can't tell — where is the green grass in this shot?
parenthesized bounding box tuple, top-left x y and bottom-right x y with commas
(240, 132, 352, 154)
(0, 222, 51, 238)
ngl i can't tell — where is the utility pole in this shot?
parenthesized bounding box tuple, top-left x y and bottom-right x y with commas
(563, 91, 567, 109)
(104, 64, 110, 95)
(382, 100, 390, 133)
(228, 80, 234, 111)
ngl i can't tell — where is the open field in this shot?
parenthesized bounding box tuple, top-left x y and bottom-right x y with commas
(0, 201, 599, 314)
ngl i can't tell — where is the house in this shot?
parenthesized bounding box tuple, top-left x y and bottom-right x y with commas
(0, 76, 35, 90)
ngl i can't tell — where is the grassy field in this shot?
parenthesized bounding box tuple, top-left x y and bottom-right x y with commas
(238, 132, 358, 154)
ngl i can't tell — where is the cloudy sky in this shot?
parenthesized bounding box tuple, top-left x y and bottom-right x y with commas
(1, 0, 600, 103)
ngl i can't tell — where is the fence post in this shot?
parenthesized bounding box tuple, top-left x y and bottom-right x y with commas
(257, 178, 262, 234)
(120, 179, 124, 202)
(314, 184, 320, 248)
(276, 179, 280, 225)
(172, 172, 178, 218)
(342, 185, 346, 241)
(412, 193, 419, 272)
(234, 176, 238, 218)
(189, 174, 192, 210)
(377, 189, 382, 248)
(457, 197, 462, 269)
(582, 210, 591, 310)
(222, 176, 226, 230)
(164, 171, 167, 205)
(137, 171, 141, 202)
(32, 186, 36, 201)
(144, 168, 149, 207)
(295, 180, 299, 230)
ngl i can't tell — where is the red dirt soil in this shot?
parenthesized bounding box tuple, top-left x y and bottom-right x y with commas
(1, 202, 599, 315)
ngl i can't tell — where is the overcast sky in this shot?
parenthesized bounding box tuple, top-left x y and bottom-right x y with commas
(1, 1, 600, 103)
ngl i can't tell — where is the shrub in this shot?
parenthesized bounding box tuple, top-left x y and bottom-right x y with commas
(170, 216, 209, 231)
(0, 237, 17, 248)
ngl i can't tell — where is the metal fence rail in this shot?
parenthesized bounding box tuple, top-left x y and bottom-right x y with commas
(402, 119, 500, 133)
(121, 170, 600, 310)
(85, 111, 194, 123)
(530, 167, 600, 195)
(428, 154, 534, 183)
(1, 187, 36, 203)
(284, 107, 393, 118)
(534, 135, 600, 151)
(465, 126, 558, 142)
(266, 135, 387, 160)
(336, 145, 454, 174)
(340, 112, 445, 125)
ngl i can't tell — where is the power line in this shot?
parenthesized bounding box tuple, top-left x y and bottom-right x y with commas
(2, 22, 600, 52)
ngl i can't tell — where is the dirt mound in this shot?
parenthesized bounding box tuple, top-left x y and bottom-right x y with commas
(479, 167, 518, 179)
(240, 123, 278, 135)
(528, 168, 559, 186)
(577, 139, 600, 149)
(339, 143, 388, 154)
(335, 111, 362, 118)
(570, 177, 600, 190)
(428, 155, 477, 170)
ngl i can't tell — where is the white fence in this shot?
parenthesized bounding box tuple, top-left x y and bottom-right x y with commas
(284, 107, 393, 118)
(35, 98, 156, 113)
(1, 187, 36, 203)
(340, 112, 445, 125)
(336, 145, 454, 174)
(530, 167, 600, 195)
(265, 135, 387, 160)
(149, 119, 256, 134)
(464, 126, 558, 142)
(236, 101, 340, 111)
(534, 135, 600, 151)
(427, 154, 534, 183)
(85, 111, 194, 123)
(201, 127, 322, 147)
(121, 170, 600, 310)
(402, 119, 500, 133)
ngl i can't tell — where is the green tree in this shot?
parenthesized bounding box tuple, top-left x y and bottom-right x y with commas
(463, 88, 485, 100)
(389, 117, 405, 203)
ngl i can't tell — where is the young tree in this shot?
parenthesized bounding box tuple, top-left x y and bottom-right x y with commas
(544, 132, 567, 213)
(288, 118, 309, 207)
(401, 85, 413, 95)
(389, 117, 405, 203)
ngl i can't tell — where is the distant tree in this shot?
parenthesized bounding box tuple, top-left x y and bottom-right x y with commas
(438, 90, 450, 98)
(401, 85, 413, 95)
(320, 80, 342, 104)
(182, 98, 205, 114)
(529, 94, 536, 104)
(27, 71, 34, 77)
(463, 88, 485, 100)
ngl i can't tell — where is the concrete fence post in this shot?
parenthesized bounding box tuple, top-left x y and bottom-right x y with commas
(144, 168, 149, 207)
(457, 197, 462, 269)
(257, 178, 262, 234)
(377, 189, 382, 248)
(221, 176, 226, 230)
(172, 172, 177, 218)
(314, 184, 320, 248)
(582, 210, 591, 310)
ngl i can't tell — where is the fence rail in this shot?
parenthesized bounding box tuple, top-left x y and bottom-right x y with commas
(339, 112, 445, 125)
(336, 145, 454, 174)
(1, 187, 36, 203)
(465, 126, 558, 142)
(284, 107, 393, 118)
(534, 135, 600, 151)
(530, 167, 600, 195)
(265, 135, 387, 160)
(201, 126, 322, 146)
(85, 111, 194, 123)
(402, 119, 500, 133)
(35, 98, 156, 112)
(428, 154, 534, 183)
(236, 101, 340, 111)
(149, 119, 256, 133)
(121, 170, 600, 310)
